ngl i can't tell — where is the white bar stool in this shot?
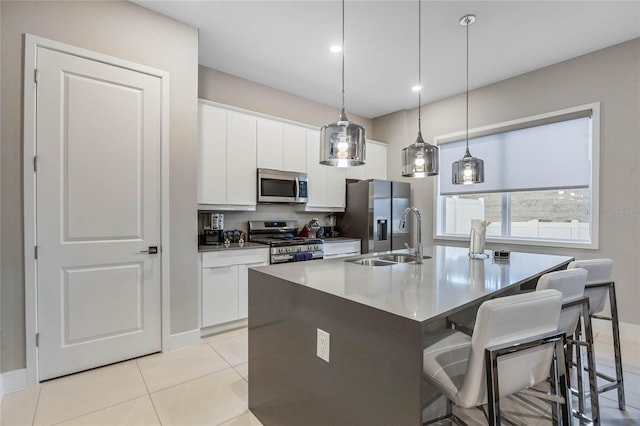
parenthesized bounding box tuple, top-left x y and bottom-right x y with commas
(422, 289, 571, 425)
(536, 268, 598, 424)
(567, 259, 625, 411)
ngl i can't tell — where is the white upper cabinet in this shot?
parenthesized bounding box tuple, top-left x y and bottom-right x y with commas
(305, 130, 346, 211)
(366, 141, 388, 180)
(198, 100, 378, 211)
(283, 124, 307, 173)
(256, 118, 283, 170)
(345, 139, 388, 181)
(198, 101, 257, 210)
(256, 119, 307, 173)
(198, 104, 227, 204)
(226, 112, 257, 206)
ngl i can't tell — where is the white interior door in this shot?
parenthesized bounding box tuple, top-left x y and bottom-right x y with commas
(35, 46, 162, 380)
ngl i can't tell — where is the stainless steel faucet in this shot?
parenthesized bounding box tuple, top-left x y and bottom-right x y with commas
(399, 207, 423, 264)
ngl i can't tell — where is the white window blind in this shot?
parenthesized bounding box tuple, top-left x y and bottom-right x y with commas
(439, 116, 591, 195)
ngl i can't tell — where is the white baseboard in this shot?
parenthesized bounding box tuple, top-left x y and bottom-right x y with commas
(1, 368, 30, 394)
(592, 319, 640, 341)
(166, 329, 201, 351)
(200, 319, 248, 338)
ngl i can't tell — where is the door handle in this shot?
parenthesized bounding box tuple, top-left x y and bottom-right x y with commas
(140, 246, 158, 254)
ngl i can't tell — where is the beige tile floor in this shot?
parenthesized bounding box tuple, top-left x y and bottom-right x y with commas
(1, 326, 638, 425)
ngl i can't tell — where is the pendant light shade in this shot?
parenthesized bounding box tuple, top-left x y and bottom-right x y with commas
(402, 0, 439, 177)
(319, 0, 366, 167)
(452, 147, 484, 184)
(452, 14, 484, 185)
(402, 132, 438, 177)
(320, 108, 366, 167)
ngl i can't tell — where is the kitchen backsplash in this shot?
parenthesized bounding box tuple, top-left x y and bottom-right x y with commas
(198, 205, 338, 236)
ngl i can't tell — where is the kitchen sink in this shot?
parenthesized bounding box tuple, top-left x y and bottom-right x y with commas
(347, 254, 431, 266)
(376, 254, 422, 263)
(350, 258, 397, 266)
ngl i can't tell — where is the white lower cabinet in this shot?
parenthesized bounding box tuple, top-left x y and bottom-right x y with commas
(201, 248, 269, 328)
(323, 240, 361, 259)
(202, 265, 239, 326)
(238, 262, 269, 318)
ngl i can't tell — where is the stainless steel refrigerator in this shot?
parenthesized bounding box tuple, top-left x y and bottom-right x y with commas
(338, 179, 411, 254)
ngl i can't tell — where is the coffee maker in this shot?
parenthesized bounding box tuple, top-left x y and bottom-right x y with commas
(200, 212, 225, 245)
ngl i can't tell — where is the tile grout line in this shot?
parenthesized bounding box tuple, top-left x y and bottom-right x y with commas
(146, 365, 236, 395)
(135, 359, 163, 425)
(214, 410, 253, 426)
(30, 385, 43, 426)
(47, 396, 149, 426)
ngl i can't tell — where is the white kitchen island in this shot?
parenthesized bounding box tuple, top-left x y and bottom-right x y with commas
(248, 246, 573, 426)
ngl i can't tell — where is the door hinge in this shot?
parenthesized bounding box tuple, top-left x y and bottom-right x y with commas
(34, 245, 38, 260)
(36, 333, 40, 347)
(33, 156, 38, 172)
(34, 69, 39, 84)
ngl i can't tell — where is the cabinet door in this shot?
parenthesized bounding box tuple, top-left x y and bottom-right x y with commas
(345, 161, 367, 180)
(256, 118, 283, 170)
(227, 112, 257, 206)
(283, 124, 307, 173)
(202, 265, 239, 327)
(326, 166, 346, 208)
(305, 129, 326, 207)
(238, 261, 269, 319)
(367, 142, 388, 180)
(198, 103, 227, 204)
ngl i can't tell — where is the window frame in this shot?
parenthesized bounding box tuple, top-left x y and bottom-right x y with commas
(433, 103, 600, 250)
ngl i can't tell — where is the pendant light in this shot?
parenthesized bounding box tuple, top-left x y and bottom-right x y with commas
(319, 0, 366, 167)
(452, 14, 484, 185)
(401, 0, 439, 178)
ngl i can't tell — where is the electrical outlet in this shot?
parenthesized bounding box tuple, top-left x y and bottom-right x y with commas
(316, 328, 330, 362)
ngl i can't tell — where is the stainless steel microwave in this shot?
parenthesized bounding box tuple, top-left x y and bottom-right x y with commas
(257, 169, 308, 204)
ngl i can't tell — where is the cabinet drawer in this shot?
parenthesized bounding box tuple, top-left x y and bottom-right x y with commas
(324, 240, 360, 257)
(202, 248, 269, 268)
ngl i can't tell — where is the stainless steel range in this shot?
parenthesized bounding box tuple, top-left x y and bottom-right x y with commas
(248, 220, 324, 264)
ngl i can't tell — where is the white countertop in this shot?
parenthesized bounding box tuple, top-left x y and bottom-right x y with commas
(251, 245, 573, 323)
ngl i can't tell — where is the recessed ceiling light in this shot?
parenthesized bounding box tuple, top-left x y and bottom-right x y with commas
(330, 45, 342, 53)
(411, 85, 422, 92)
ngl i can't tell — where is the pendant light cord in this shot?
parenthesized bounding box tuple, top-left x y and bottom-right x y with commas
(341, 0, 345, 111)
(417, 0, 422, 137)
(465, 15, 470, 150)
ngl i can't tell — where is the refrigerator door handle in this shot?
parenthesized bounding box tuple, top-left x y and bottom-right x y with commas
(377, 219, 388, 241)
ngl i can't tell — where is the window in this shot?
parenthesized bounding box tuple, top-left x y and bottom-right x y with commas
(435, 103, 599, 249)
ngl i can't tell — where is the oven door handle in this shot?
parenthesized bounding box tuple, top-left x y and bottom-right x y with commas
(294, 176, 300, 201)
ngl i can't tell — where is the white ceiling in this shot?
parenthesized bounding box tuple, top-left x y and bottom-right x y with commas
(132, 0, 640, 119)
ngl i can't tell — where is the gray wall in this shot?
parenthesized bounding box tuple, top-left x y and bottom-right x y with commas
(199, 66, 374, 132)
(1, 1, 199, 373)
(373, 38, 640, 326)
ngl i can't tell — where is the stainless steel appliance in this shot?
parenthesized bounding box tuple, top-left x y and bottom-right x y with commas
(199, 212, 225, 245)
(257, 169, 308, 204)
(338, 179, 411, 254)
(210, 213, 224, 230)
(249, 220, 323, 264)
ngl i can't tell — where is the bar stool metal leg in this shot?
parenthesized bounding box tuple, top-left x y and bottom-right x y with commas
(574, 326, 586, 418)
(608, 282, 625, 410)
(590, 281, 626, 411)
(582, 299, 600, 425)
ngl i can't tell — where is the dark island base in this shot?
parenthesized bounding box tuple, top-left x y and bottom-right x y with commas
(248, 269, 428, 426)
